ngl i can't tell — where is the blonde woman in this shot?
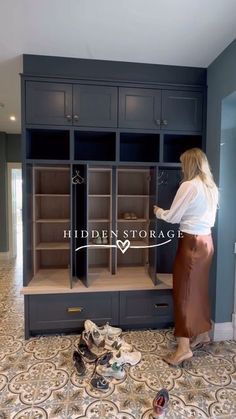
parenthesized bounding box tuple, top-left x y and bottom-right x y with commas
(154, 148, 219, 366)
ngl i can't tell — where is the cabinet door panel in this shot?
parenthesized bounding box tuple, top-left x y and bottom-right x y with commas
(119, 290, 173, 327)
(73, 85, 117, 127)
(28, 292, 119, 332)
(162, 90, 203, 131)
(26, 82, 72, 125)
(148, 167, 158, 284)
(119, 88, 161, 129)
(72, 164, 88, 286)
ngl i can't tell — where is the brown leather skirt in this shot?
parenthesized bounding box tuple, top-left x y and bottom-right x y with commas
(173, 232, 214, 338)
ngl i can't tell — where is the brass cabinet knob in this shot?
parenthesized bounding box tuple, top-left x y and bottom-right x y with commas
(162, 119, 168, 126)
(155, 119, 161, 126)
(66, 114, 72, 121)
(154, 303, 169, 309)
(67, 307, 84, 313)
(73, 115, 79, 122)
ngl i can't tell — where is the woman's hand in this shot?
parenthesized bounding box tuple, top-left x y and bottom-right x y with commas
(153, 205, 159, 215)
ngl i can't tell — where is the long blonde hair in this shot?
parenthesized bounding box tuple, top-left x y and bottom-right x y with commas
(180, 148, 219, 206)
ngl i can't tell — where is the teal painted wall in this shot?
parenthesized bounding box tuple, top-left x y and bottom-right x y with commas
(207, 39, 236, 323)
(0, 133, 21, 252)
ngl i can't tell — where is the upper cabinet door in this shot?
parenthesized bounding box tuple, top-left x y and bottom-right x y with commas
(161, 90, 203, 132)
(73, 85, 117, 127)
(119, 88, 161, 129)
(26, 82, 73, 125)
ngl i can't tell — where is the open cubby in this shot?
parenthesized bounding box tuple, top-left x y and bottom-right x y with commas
(120, 133, 159, 162)
(89, 169, 111, 195)
(74, 131, 116, 161)
(36, 223, 70, 244)
(117, 247, 147, 267)
(88, 248, 111, 270)
(35, 196, 70, 221)
(163, 134, 202, 162)
(34, 167, 70, 194)
(118, 169, 150, 195)
(27, 130, 70, 160)
(36, 250, 70, 270)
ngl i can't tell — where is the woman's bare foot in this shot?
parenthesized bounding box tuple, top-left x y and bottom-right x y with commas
(163, 349, 193, 366)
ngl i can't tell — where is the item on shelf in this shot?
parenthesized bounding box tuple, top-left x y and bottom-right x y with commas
(73, 350, 86, 376)
(84, 319, 122, 338)
(123, 212, 132, 220)
(102, 236, 108, 244)
(130, 212, 138, 220)
(93, 235, 102, 245)
(111, 349, 141, 366)
(90, 374, 109, 392)
(152, 388, 169, 419)
(104, 335, 133, 352)
(96, 361, 126, 380)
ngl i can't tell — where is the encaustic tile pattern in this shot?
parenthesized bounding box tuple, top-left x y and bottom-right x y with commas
(0, 258, 235, 418)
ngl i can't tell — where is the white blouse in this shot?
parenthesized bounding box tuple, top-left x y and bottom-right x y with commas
(155, 176, 217, 235)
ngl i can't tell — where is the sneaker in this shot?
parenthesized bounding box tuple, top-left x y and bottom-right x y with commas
(152, 388, 169, 418)
(91, 329, 106, 347)
(78, 341, 97, 363)
(97, 351, 113, 365)
(104, 335, 132, 352)
(73, 350, 86, 376)
(111, 349, 141, 366)
(93, 236, 102, 245)
(102, 237, 108, 244)
(90, 374, 109, 392)
(84, 319, 122, 338)
(96, 362, 126, 380)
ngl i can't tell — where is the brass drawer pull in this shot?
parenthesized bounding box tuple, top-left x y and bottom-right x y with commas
(67, 307, 84, 313)
(154, 303, 169, 309)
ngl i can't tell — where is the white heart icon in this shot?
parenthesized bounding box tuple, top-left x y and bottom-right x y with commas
(116, 239, 130, 254)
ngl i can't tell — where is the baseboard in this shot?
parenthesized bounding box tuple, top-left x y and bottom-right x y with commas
(212, 321, 234, 341)
(0, 251, 10, 260)
(232, 313, 236, 340)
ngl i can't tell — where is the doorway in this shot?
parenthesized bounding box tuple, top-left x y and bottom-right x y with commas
(8, 163, 22, 261)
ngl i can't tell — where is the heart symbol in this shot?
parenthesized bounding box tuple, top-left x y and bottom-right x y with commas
(116, 240, 131, 254)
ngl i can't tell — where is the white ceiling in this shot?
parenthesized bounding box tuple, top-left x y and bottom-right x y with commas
(1, 0, 236, 134)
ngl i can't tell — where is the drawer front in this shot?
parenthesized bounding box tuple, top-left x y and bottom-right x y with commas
(28, 292, 119, 332)
(119, 290, 173, 327)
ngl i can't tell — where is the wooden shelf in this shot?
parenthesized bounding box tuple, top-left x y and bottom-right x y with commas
(36, 242, 70, 250)
(35, 194, 70, 197)
(34, 167, 70, 172)
(36, 219, 70, 223)
(118, 195, 149, 198)
(89, 219, 111, 222)
(118, 218, 148, 222)
(21, 268, 173, 295)
(89, 195, 110, 198)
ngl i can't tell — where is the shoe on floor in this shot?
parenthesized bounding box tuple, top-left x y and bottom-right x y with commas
(84, 319, 122, 338)
(152, 388, 169, 418)
(190, 332, 211, 349)
(90, 374, 109, 392)
(111, 349, 141, 366)
(96, 362, 126, 380)
(97, 351, 113, 365)
(73, 350, 86, 376)
(163, 350, 193, 367)
(78, 341, 97, 363)
(104, 335, 132, 352)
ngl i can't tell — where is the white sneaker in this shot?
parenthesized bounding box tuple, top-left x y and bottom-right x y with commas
(111, 350, 142, 366)
(84, 320, 122, 338)
(104, 335, 132, 352)
(96, 362, 126, 380)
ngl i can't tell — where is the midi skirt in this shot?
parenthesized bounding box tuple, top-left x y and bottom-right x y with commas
(173, 232, 214, 338)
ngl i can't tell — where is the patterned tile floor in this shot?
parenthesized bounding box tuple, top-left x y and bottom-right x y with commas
(0, 256, 236, 419)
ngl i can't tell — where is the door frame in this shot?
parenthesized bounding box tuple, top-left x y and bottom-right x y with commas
(7, 163, 22, 259)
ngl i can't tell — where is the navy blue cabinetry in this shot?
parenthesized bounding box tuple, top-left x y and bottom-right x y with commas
(22, 55, 206, 337)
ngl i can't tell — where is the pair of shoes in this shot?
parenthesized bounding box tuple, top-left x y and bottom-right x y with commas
(73, 351, 86, 376)
(78, 335, 97, 363)
(84, 320, 122, 338)
(163, 350, 193, 367)
(104, 335, 133, 352)
(96, 360, 126, 380)
(90, 373, 109, 392)
(93, 235, 108, 245)
(152, 388, 169, 418)
(123, 212, 138, 220)
(111, 349, 141, 366)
